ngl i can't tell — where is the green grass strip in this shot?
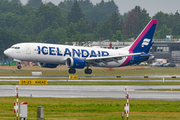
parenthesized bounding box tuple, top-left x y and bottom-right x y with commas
(0, 97, 180, 120)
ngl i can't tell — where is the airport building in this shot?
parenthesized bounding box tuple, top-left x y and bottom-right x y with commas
(88, 39, 180, 66)
(151, 41, 180, 66)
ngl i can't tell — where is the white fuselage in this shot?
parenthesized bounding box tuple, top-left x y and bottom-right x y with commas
(4, 43, 129, 68)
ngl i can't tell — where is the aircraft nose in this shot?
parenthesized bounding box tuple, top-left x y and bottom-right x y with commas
(4, 49, 11, 57)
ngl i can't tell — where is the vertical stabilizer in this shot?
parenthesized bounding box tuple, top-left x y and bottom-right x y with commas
(129, 19, 157, 53)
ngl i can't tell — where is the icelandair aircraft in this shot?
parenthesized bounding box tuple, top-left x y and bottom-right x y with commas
(4, 19, 157, 74)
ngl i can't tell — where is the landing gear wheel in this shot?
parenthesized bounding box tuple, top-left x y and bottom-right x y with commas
(17, 65, 22, 69)
(85, 68, 92, 74)
(68, 68, 76, 74)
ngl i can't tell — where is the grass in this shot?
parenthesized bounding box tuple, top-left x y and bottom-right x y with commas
(1, 67, 180, 76)
(0, 97, 180, 120)
(1, 81, 180, 85)
(1, 67, 180, 85)
(0, 67, 180, 119)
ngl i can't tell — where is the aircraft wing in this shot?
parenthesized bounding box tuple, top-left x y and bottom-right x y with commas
(13, 59, 21, 62)
(85, 52, 143, 66)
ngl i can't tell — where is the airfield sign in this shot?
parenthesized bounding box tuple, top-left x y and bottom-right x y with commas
(34, 80, 47, 85)
(20, 80, 33, 85)
(19, 80, 47, 85)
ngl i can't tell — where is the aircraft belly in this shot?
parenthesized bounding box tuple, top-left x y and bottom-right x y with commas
(30, 55, 65, 64)
(36, 56, 56, 63)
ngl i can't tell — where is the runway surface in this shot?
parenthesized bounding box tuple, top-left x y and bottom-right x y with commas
(0, 85, 180, 100)
(0, 75, 180, 79)
(1, 79, 180, 82)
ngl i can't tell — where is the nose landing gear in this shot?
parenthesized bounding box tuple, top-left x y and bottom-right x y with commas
(17, 62, 22, 69)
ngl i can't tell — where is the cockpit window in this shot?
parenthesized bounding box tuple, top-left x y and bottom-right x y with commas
(11, 47, 20, 49)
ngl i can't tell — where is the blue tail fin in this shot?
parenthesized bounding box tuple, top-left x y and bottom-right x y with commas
(129, 19, 157, 53)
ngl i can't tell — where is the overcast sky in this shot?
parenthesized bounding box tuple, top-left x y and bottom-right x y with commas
(21, 0, 180, 17)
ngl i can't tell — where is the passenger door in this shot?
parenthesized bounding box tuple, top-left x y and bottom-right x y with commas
(26, 45, 31, 55)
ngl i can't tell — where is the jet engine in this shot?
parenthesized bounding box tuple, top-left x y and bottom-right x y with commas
(38, 63, 58, 68)
(65, 57, 86, 69)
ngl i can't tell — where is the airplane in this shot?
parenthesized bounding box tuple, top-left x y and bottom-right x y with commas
(4, 19, 157, 74)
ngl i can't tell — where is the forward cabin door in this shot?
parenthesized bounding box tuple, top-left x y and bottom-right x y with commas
(26, 45, 31, 55)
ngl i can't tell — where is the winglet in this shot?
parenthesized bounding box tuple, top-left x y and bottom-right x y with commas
(129, 19, 157, 53)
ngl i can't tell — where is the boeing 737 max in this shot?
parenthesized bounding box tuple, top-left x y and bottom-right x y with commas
(4, 19, 157, 74)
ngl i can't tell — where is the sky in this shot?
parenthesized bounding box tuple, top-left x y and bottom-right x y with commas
(20, 0, 180, 17)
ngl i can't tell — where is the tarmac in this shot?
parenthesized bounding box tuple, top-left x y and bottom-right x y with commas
(0, 85, 180, 100)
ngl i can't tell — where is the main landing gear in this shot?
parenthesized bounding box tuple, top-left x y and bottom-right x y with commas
(68, 68, 92, 74)
(85, 65, 92, 74)
(84, 68, 92, 74)
(68, 68, 76, 74)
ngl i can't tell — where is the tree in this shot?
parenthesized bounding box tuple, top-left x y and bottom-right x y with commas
(67, 1, 85, 24)
(109, 12, 120, 34)
(66, 0, 74, 10)
(76, 18, 90, 34)
(154, 24, 172, 39)
(123, 10, 138, 37)
(123, 6, 150, 38)
(39, 27, 53, 43)
(0, 12, 18, 28)
(66, 22, 78, 38)
(10, 0, 21, 5)
(105, 0, 119, 15)
(153, 11, 169, 31)
(39, 27, 66, 44)
(112, 30, 123, 41)
(0, 0, 11, 12)
(79, 34, 87, 46)
(0, 28, 30, 59)
(26, 5, 64, 35)
(71, 33, 81, 44)
(95, 0, 119, 17)
(26, 0, 43, 8)
(53, 27, 66, 44)
(167, 11, 180, 36)
(89, 19, 98, 32)
(172, 24, 180, 36)
(138, 9, 151, 33)
(47, 2, 55, 6)
(58, 2, 66, 9)
(96, 0, 105, 10)
(94, 21, 113, 40)
(78, 0, 93, 11)
(85, 7, 108, 22)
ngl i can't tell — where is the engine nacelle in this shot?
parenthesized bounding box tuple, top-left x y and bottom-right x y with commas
(38, 63, 58, 68)
(65, 57, 86, 69)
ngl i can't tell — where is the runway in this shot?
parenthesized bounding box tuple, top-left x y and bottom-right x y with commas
(0, 75, 180, 79)
(0, 85, 180, 100)
(1, 79, 180, 82)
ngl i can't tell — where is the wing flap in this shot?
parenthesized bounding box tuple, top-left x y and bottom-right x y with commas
(85, 52, 143, 65)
